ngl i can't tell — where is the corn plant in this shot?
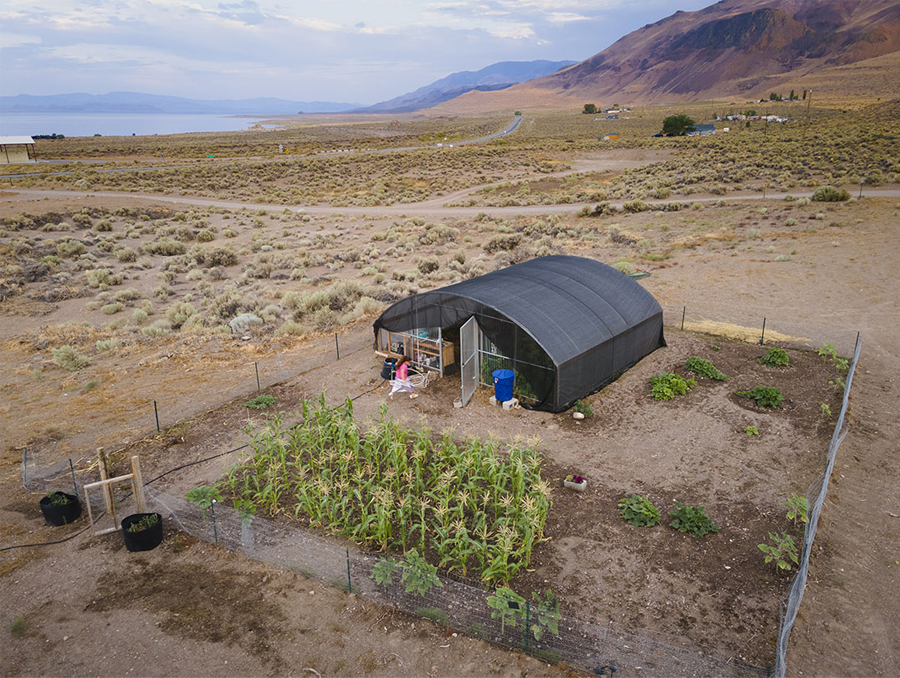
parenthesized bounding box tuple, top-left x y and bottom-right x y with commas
(220, 395, 551, 583)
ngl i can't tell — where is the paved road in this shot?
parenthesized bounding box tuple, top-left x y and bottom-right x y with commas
(0, 115, 524, 181)
(3, 186, 898, 218)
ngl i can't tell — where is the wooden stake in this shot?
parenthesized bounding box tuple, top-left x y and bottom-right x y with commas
(131, 455, 146, 514)
(97, 447, 113, 513)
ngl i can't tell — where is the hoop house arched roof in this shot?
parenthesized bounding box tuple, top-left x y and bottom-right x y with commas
(373, 255, 665, 411)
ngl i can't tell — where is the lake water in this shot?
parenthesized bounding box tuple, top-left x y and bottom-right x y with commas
(0, 113, 281, 138)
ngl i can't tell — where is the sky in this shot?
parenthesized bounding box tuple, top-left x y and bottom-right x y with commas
(0, 0, 713, 105)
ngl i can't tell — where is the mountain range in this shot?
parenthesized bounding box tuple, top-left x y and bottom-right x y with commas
(0, 92, 361, 115)
(354, 60, 575, 113)
(436, 0, 900, 111)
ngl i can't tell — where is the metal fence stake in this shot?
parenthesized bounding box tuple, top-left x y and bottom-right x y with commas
(681, 306, 686, 331)
(69, 458, 78, 497)
(255, 361, 261, 392)
(760, 317, 767, 345)
(335, 333, 340, 360)
(346, 548, 352, 593)
(210, 499, 218, 545)
(153, 400, 160, 432)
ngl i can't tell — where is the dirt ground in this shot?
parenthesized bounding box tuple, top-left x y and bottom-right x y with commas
(1, 186, 899, 676)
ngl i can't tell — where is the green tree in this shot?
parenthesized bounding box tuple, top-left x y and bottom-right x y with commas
(582, 103, 597, 115)
(661, 114, 696, 136)
(770, 92, 780, 101)
(789, 89, 796, 100)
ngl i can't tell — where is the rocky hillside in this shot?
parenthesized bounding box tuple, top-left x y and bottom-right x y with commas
(437, 0, 900, 110)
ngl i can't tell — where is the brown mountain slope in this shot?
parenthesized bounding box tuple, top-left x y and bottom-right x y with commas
(434, 0, 900, 112)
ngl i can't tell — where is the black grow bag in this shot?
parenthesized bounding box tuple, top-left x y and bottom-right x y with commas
(121, 513, 163, 552)
(39, 492, 82, 526)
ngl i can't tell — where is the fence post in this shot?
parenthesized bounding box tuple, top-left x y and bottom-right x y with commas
(210, 499, 218, 545)
(69, 458, 78, 497)
(681, 306, 686, 331)
(335, 333, 340, 360)
(254, 361, 260, 392)
(346, 548, 352, 593)
(153, 400, 160, 432)
(759, 317, 767, 345)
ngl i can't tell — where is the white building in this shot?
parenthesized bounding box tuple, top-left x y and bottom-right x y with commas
(0, 136, 37, 164)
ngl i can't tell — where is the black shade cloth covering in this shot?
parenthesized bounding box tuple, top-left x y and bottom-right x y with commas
(373, 255, 665, 411)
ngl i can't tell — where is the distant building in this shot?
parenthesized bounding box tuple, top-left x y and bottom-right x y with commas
(0, 136, 36, 164)
(599, 133, 620, 141)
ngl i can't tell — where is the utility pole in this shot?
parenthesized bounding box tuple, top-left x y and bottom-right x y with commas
(801, 89, 813, 142)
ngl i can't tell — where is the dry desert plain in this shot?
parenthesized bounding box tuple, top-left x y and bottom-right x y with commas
(1, 103, 899, 677)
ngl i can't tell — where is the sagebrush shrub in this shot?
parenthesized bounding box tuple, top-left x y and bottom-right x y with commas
(812, 186, 849, 202)
(143, 238, 187, 256)
(52, 345, 89, 370)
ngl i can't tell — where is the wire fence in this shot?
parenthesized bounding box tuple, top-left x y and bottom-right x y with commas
(21, 327, 373, 492)
(660, 304, 860, 357)
(19, 306, 862, 677)
(774, 334, 861, 677)
(147, 486, 766, 677)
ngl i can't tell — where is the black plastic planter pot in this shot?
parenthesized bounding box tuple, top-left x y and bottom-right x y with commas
(39, 492, 82, 526)
(121, 513, 163, 552)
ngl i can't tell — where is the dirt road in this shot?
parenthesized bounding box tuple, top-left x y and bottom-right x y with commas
(5, 186, 900, 218)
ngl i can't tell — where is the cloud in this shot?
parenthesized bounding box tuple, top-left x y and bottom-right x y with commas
(1, 0, 715, 101)
(0, 31, 41, 48)
(546, 12, 590, 23)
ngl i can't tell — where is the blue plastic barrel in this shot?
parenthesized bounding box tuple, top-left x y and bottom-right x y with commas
(492, 369, 515, 402)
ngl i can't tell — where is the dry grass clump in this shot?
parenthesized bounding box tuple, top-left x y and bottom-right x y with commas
(56, 240, 86, 258)
(142, 319, 172, 337)
(85, 268, 123, 289)
(165, 301, 197, 329)
(142, 238, 187, 256)
(52, 345, 90, 370)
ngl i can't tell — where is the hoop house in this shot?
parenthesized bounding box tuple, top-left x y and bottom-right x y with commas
(373, 255, 665, 412)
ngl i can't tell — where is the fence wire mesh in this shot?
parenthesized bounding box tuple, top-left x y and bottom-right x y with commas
(147, 487, 766, 678)
(20, 307, 862, 677)
(773, 334, 861, 677)
(21, 328, 373, 492)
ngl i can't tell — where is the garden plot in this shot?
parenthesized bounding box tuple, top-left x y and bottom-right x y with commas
(149, 328, 845, 669)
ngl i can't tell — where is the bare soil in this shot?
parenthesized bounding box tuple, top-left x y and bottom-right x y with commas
(1, 186, 899, 677)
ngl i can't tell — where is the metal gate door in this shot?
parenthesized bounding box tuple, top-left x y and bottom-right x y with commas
(460, 316, 478, 407)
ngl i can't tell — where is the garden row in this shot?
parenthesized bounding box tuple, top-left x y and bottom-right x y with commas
(190, 395, 552, 584)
